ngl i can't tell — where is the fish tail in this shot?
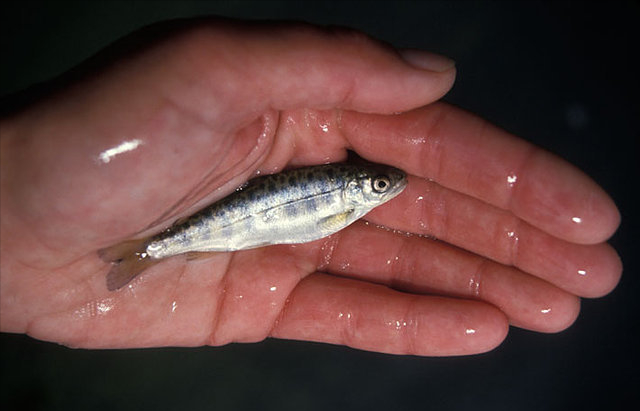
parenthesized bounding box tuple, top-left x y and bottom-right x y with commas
(98, 239, 159, 291)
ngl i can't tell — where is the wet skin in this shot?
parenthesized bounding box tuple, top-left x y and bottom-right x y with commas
(0, 19, 621, 356)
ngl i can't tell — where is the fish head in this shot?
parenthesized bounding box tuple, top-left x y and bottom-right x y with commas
(346, 164, 408, 209)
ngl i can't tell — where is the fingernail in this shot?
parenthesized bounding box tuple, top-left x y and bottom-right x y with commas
(398, 48, 455, 73)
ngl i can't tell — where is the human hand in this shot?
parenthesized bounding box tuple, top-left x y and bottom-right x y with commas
(0, 19, 621, 356)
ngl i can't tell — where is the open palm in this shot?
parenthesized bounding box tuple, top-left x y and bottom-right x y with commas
(0, 19, 621, 356)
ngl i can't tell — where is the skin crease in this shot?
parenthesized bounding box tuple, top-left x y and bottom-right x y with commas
(0, 19, 622, 356)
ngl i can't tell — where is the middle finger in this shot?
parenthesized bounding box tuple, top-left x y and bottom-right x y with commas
(304, 220, 580, 333)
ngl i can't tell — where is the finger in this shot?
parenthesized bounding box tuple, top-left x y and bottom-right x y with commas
(340, 103, 620, 244)
(365, 176, 622, 298)
(178, 20, 455, 118)
(306, 221, 580, 333)
(270, 273, 508, 356)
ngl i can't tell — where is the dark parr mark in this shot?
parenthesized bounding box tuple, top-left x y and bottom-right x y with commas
(285, 203, 298, 218)
(326, 168, 335, 180)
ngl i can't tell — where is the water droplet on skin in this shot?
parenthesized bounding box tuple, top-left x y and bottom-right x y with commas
(74, 304, 90, 319)
(96, 299, 114, 314)
(318, 238, 337, 271)
(407, 135, 426, 145)
(127, 283, 137, 297)
(337, 312, 352, 320)
(577, 269, 587, 276)
(394, 320, 404, 330)
(319, 123, 329, 133)
(465, 328, 476, 335)
(75, 298, 116, 319)
(507, 173, 518, 188)
(385, 319, 402, 330)
(96, 138, 144, 164)
(505, 230, 520, 263)
(468, 276, 481, 298)
(269, 286, 277, 292)
(572, 217, 582, 224)
(170, 301, 177, 313)
(540, 308, 552, 314)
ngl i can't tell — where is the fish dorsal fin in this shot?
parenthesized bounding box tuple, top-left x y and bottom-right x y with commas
(172, 215, 190, 228)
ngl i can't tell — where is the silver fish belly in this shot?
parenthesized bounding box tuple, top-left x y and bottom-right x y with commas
(100, 162, 407, 290)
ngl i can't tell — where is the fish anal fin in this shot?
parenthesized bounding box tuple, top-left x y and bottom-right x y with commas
(98, 239, 145, 263)
(318, 209, 355, 232)
(185, 251, 219, 261)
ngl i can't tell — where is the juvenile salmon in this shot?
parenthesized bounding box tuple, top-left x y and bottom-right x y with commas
(99, 162, 407, 290)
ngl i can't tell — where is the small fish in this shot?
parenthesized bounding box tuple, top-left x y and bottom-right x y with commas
(99, 162, 407, 290)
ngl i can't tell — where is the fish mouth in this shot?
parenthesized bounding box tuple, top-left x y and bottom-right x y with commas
(388, 178, 408, 200)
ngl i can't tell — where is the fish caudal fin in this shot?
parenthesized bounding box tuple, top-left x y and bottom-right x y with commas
(98, 239, 159, 291)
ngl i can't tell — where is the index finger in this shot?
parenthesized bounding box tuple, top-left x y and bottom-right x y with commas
(341, 103, 620, 244)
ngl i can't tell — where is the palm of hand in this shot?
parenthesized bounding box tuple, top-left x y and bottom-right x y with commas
(0, 21, 621, 356)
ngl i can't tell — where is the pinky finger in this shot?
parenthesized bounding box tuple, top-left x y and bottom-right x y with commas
(271, 273, 508, 356)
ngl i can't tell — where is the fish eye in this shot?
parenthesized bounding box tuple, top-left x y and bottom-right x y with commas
(372, 176, 391, 193)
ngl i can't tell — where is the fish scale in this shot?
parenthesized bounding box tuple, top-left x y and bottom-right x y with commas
(99, 162, 407, 290)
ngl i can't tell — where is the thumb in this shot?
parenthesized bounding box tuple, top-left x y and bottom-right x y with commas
(182, 20, 456, 120)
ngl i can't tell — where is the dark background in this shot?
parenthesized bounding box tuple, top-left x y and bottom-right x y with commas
(1, 1, 638, 410)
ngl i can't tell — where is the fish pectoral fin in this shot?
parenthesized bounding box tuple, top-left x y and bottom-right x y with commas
(318, 209, 355, 232)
